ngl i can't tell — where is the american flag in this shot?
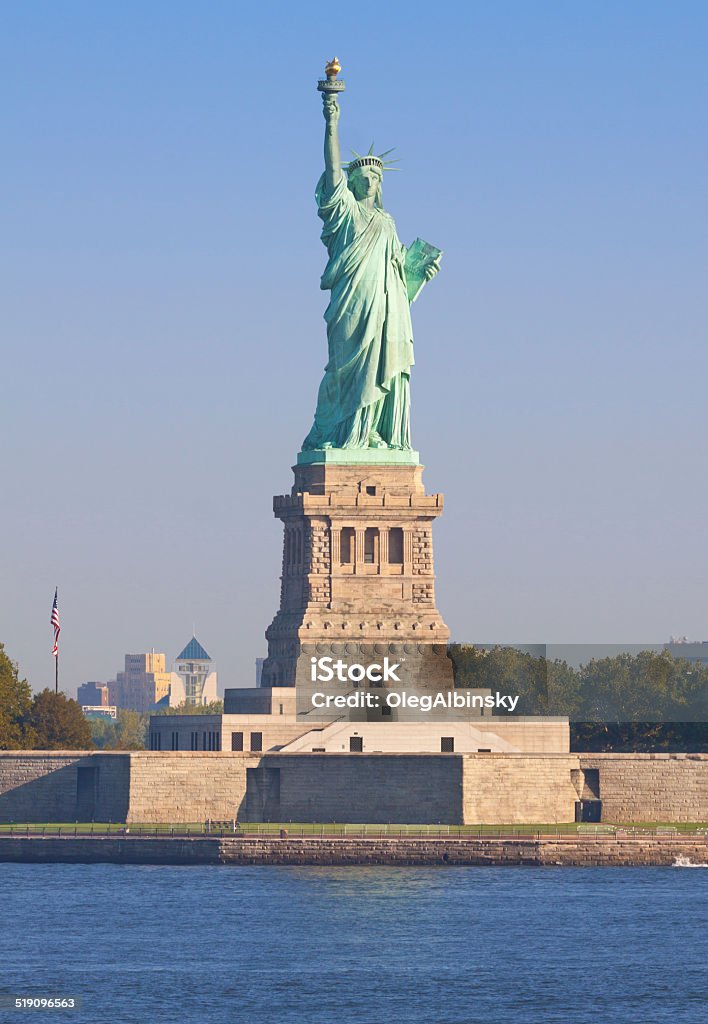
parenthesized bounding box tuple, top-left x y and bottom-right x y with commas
(51, 588, 60, 657)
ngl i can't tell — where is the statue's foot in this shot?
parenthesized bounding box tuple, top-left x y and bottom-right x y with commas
(368, 431, 388, 449)
(303, 439, 333, 451)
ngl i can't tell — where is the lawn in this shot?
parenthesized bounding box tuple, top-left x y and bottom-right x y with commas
(0, 822, 706, 836)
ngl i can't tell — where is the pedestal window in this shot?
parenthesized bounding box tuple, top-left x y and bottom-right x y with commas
(340, 527, 354, 564)
(364, 527, 379, 564)
(388, 527, 404, 564)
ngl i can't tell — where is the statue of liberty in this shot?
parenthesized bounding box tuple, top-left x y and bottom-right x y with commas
(302, 60, 441, 453)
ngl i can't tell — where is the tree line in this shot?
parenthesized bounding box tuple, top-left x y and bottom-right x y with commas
(449, 644, 708, 751)
(2, 639, 706, 751)
(0, 642, 93, 749)
(0, 642, 223, 750)
(90, 701, 224, 750)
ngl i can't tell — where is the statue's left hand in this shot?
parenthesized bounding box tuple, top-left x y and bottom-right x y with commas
(424, 256, 441, 281)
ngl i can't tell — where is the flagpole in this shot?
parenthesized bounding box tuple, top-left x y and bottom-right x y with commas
(51, 585, 60, 694)
(55, 584, 59, 693)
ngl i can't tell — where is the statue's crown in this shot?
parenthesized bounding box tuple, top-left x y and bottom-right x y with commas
(346, 145, 399, 175)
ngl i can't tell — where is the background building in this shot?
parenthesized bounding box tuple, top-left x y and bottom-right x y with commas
(76, 682, 110, 707)
(169, 637, 218, 706)
(664, 640, 708, 666)
(81, 706, 117, 721)
(109, 652, 173, 712)
(84, 639, 219, 713)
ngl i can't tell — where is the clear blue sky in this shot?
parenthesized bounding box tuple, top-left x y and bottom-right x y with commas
(2, 2, 707, 695)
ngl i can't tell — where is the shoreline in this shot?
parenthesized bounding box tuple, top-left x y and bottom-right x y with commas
(1, 834, 706, 867)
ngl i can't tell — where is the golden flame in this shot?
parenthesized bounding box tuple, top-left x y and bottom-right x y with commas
(325, 57, 341, 79)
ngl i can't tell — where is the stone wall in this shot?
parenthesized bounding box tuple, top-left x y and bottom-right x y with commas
(280, 721, 518, 754)
(0, 753, 85, 822)
(152, 711, 570, 754)
(462, 754, 581, 824)
(257, 754, 464, 824)
(220, 718, 314, 753)
(0, 752, 255, 824)
(472, 718, 570, 754)
(94, 754, 132, 821)
(0, 836, 221, 864)
(0, 750, 706, 826)
(1, 835, 706, 867)
(0, 752, 131, 823)
(148, 713, 310, 754)
(579, 754, 708, 823)
(125, 753, 260, 823)
(216, 836, 708, 867)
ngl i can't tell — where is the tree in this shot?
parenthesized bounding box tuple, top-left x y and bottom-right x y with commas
(89, 715, 115, 749)
(29, 690, 94, 749)
(113, 710, 148, 749)
(449, 644, 563, 715)
(577, 650, 685, 722)
(155, 700, 224, 716)
(449, 643, 707, 751)
(0, 642, 35, 749)
(573, 650, 708, 751)
(91, 709, 148, 750)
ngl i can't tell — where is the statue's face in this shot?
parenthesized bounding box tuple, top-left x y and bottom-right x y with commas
(349, 166, 382, 201)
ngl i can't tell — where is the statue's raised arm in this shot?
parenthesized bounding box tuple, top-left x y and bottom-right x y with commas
(322, 94, 342, 192)
(318, 57, 345, 192)
(303, 59, 442, 456)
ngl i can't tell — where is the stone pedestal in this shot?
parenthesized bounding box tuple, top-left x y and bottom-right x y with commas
(261, 458, 454, 709)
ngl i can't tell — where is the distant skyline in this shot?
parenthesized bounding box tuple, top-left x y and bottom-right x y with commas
(2, 2, 707, 693)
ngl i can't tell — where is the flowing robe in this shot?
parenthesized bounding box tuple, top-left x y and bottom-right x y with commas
(302, 173, 414, 450)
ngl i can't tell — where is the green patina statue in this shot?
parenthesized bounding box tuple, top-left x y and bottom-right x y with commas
(302, 60, 442, 456)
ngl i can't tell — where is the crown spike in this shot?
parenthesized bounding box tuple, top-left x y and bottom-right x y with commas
(345, 144, 402, 176)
